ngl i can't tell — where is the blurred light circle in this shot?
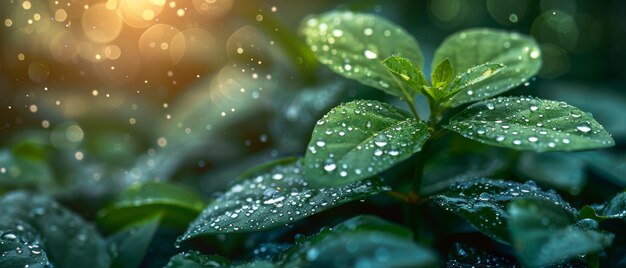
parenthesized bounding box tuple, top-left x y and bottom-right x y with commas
(2, 30, 35, 71)
(77, 39, 106, 62)
(487, 0, 528, 26)
(28, 61, 50, 82)
(573, 14, 603, 53)
(49, 0, 90, 20)
(50, 122, 84, 149)
(104, 45, 122, 60)
(429, 0, 461, 22)
(138, 24, 181, 64)
(192, 0, 233, 18)
(538, 43, 569, 79)
(119, 0, 165, 28)
(49, 29, 78, 62)
(82, 3, 123, 43)
(170, 28, 217, 66)
(54, 9, 68, 22)
(531, 10, 579, 51)
(93, 42, 140, 86)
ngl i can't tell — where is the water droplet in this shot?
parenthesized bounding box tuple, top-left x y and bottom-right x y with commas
(364, 50, 378, 59)
(324, 163, 336, 172)
(576, 125, 591, 133)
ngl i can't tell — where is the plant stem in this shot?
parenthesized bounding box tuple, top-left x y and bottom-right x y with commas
(405, 99, 420, 121)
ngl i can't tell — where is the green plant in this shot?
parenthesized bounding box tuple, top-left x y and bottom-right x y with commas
(2, 9, 625, 268)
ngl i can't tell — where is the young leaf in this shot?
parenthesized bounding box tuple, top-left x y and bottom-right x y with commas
(580, 192, 626, 222)
(178, 159, 388, 241)
(304, 100, 430, 187)
(301, 11, 423, 99)
(279, 215, 440, 267)
(508, 198, 614, 268)
(517, 152, 586, 195)
(381, 56, 428, 93)
(431, 178, 576, 243)
(431, 58, 454, 90)
(0, 192, 111, 268)
(97, 182, 206, 232)
(0, 220, 52, 268)
(433, 29, 541, 107)
(443, 63, 506, 100)
(446, 96, 615, 152)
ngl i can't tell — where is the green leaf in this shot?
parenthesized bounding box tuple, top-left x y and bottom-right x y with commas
(431, 58, 454, 90)
(446, 96, 615, 152)
(301, 11, 423, 99)
(508, 198, 614, 268)
(164, 251, 231, 268)
(178, 159, 388, 241)
(381, 56, 428, 94)
(108, 214, 162, 268)
(433, 28, 542, 107)
(517, 152, 586, 195)
(447, 243, 518, 267)
(0, 192, 111, 268)
(97, 182, 206, 232)
(580, 192, 626, 222)
(0, 149, 54, 188)
(304, 100, 430, 186)
(0, 220, 52, 268)
(443, 63, 506, 100)
(431, 178, 576, 243)
(575, 151, 626, 187)
(279, 215, 439, 267)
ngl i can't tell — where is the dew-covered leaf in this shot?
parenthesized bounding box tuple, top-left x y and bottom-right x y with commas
(517, 152, 586, 195)
(508, 198, 614, 268)
(580, 192, 626, 222)
(304, 100, 430, 187)
(164, 251, 232, 268)
(97, 182, 206, 232)
(301, 10, 423, 99)
(443, 63, 506, 100)
(178, 159, 388, 241)
(446, 243, 518, 267)
(381, 56, 428, 94)
(279, 215, 439, 268)
(446, 96, 615, 152)
(107, 215, 161, 268)
(0, 192, 111, 268)
(433, 28, 541, 107)
(431, 178, 576, 243)
(0, 220, 52, 268)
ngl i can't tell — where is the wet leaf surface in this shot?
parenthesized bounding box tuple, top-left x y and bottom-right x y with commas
(517, 152, 586, 195)
(0, 192, 111, 268)
(431, 178, 576, 243)
(0, 220, 52, 268)
(179, 159, 388, 241)
(508, 198, 614, 268)
(304, 100, 430, 186)
(433, 28, 542, 107)
(446, 96, 614, 152)
(580, 192, 626, 222)
(301, 11, 423, 99)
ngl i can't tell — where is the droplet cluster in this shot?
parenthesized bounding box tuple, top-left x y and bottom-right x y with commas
(178, 159, 388, 241)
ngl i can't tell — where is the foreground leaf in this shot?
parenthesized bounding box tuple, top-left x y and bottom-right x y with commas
(517, 152, 586, 195)
(508, 198, 614, 267)
(97, 182, 206, 232)
(279, 215, 439, 267)
(433, 28, 542, 107)
(580, 192, 626, 222)
(446, 96, 615, 152)
(178, 159, 388, 241)
(0, 192, 111, 268)
(164, 251, 232, 268)
(446, 243, 518, 267)
(431, 59, 454, 90)
(304, 100, 430, 186)
(301, 10, 423, 99)
(431, 178, 576, 243)
(0, 220, 52, 268)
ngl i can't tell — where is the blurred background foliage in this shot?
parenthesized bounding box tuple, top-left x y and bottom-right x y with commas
(0, 0, 625, 266)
